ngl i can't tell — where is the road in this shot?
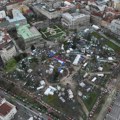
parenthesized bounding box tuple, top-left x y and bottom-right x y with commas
(0, 89, 48, 120)
(96, 88, 116, 120)
(96, 71, 120, 120)
(0, 74, 73, 120)
(106, 92, 120, 120)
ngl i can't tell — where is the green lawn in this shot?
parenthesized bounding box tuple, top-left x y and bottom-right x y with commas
(43, 95, 61, 109)
(83, 91, 99, 111)
(4, 58, 17, 72)
(103, 63, 111, 71)
(92, 32, 120, 52)
(105, 32, 120, 44)
(43, 95, 82, 119)
(92, 32, 102, 39)
(105, 40, 120, 52)
(99, 75, 110, 87)
(41, 26, 66, 40)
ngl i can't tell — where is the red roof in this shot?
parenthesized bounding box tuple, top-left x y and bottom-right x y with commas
(0, 102, 13, 116)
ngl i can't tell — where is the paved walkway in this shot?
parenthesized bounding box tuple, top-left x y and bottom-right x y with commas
(96, 75, 120, 120)
(96, 88, 116, 120)
(88, 72, 111, 76)
(77, 96, 89, 116)
(60, 66, 80, 91)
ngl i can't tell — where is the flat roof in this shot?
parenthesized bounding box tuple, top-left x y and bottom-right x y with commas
(6, 9, 26, 23)
(17, 24, 41, 41)
(0, 10, 6, 19)
(0, 102, 13, 116)
(0, 9, 26, 24)
(62, 12, 89, 21)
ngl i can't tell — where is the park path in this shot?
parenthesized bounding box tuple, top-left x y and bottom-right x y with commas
(96, 88, 116, 120)
(77, 96, 89, 116)
(88, 72, 111, 76)
(60, 65, 90, 116)
(60, 66, 80, 91)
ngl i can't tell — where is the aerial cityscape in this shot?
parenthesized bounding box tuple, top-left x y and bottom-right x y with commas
(0, 0, 120, 120)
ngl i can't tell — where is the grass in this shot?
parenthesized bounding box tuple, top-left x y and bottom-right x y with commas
(92, 32, 102, 39)
(105, 32, 120, 44)
(103, 63, 111, 71)
(83, 91, 99, 111)
(40, 26, 66, 39)
(100, 75, 110, 87)
(4, 58, 17, 72)
(92, 32, 120, 52)
(43, 95, 61, 109)
(43, 95, 82, 119)
(105, 40, 120, 52)
(93, 95, 107, 120)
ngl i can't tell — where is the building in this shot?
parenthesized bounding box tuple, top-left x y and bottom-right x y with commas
(0, 96, 17, 120)
(114, 0, 120, 10)
(32, 3, 61, 20)
(32, 1, 75, 20)
(0, 28, 17, 63)
(108, 19, 120, 36)
(0, 0, 8, 6)
(73, 54, 81, 65)
(91, 15, 102, 25)
(61, 12, 90, 29)
(0, 9, 27, 29)
(44, 86, 57, 96)
(17, 24, 43, 48)
(60, 1, 76, 12)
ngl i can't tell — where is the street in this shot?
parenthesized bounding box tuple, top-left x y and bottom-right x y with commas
(0, 89, 48, 120)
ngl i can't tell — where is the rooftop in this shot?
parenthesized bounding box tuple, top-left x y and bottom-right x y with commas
(0, 10, 6, 19)
(0, 29, 12, 49)
(6, 9, 26, 23)
(0, 9, 26, 24)
(17, 24, 41, 41)
(0, 102, 13, 116)
(62, 12, 89, 21)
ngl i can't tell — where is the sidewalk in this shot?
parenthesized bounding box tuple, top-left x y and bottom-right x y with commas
(96, 88, 116, 120)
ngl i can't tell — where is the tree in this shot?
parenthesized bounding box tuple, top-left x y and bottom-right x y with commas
(53, 68, 59, 81)
(31, 57, 39, 64)
(14, 53, 27, 62)
(21, 61, 26, 69)
(31, 44, 35, 51)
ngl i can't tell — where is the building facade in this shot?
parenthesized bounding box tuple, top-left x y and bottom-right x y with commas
(0, 97, 17, 120)
(0, 29, 17, 63)
(17, 24, 43, 48)
(61, 12, 90, 29)
(0, 44, 17, 63)
(0, 9, 27, 29)
(114, 0, 120, 11)
(108, 19, 120, 36)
